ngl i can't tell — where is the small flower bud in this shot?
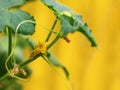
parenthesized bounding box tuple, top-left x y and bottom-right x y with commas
(20, 69, 27, 76)
(63, 37, 71, 43)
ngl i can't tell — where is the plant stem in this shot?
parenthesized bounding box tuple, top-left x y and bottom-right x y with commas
(0, 19, 59, 82)
(45, 18, 58, 42)
(8, 27, 12, 59)
(19, 54, 41, 67)
(0, 54, 41, 82)
(7, 27, 13, 68)
(0, 33, 60, 82)
(0, 27, 12, 82)
(0, 74, 9, 82)
(47, 34, 60, 49)
(41, 55, 73, 90)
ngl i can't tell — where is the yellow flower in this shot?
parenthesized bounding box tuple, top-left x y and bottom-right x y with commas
(34, 41, 48, 55)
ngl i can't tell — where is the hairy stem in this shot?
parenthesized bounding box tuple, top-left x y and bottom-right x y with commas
(47, 34, 60, 49)
(45, 18, 58, 42)
(19, 54, 41, 67)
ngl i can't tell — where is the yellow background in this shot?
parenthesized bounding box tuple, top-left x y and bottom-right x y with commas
(21, 0, 120, 90)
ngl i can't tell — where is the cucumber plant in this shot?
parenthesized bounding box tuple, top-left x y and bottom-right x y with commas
(0, 0, 97, 90)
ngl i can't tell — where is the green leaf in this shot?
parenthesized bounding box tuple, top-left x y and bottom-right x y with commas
(0, 0, 26, 9)
(10, 10, 35, 35)
(0, 10, 10, 31)
(47, 51, 69, 79)
(41, 0, 97, 46)
(0, 0, 35, 35)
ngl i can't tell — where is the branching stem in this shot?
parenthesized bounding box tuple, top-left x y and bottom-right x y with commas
(45, 18, 58, 42)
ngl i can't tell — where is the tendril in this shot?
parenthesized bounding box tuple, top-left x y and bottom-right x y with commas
(5, 20, 36, 80)
(5, 20, 59, 81)
(41, 55, 73, 90)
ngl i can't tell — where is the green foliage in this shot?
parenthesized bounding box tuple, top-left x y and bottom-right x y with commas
(0, 0, 97, 90)
(0, 0, 35, 35)
(0, 35, 32, 77)
(0, 79, 22, 90)
(0, 34, 31, 90)
(41, 0, 97, 46)
(0, 0, 26, 9)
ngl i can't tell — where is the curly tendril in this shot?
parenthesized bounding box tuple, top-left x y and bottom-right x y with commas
(5, 20, 36, 81)
(5, 20, 59, 81)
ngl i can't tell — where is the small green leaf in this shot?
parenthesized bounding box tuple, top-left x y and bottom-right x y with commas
(47, 51, 69, 79)
(0, 0, 35, 35)
(41, 0, 97, 46)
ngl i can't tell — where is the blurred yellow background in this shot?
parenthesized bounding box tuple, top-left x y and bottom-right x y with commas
(21, 0, 120, 90)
